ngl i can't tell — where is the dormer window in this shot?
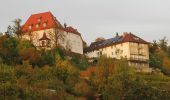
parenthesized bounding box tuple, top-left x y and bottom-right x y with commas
(29, 25, 32, 30)
(134, 37, 139, 40)
(43, 22, 47, 27)
(36, 23, 40, 28)
(37, 17, 42, 22)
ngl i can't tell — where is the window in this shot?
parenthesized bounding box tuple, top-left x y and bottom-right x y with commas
(42, 41, 45, 46)
(98, 52, 100, 56)
(98, 51, 102, 56)
(43, 22, 47, 27)
(36, 23, 40, 28)
(134, 37, 139, 40)
(47, 41, 51, 47)
(29, 25, 32, 30)
(37, 17, 42, 22)
(38, 19, 40, 22)
(100, 51, 102, 55)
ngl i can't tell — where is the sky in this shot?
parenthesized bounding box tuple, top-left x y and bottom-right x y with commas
(0, 0, 170, 45)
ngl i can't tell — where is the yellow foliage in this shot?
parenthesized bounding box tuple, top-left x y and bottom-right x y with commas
(42, 65, 50, 72)
(157, 50, 170, 70)
(74, 80, 90, 95)
(163, 56, 170, 70)
(56, 59, 78, 74)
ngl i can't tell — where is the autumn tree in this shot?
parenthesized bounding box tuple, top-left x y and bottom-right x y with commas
(6, 26, 13, 37)
(159, 37, 168, 52)
(91, 56, 115, 92)
(0, 64, 19, 99)
(5, 18, 22, 38)
(0, 36, 20, 65)
(149, 40, 158, 54)
(12, 19, 22, 38)
(48, 29, 65, 48)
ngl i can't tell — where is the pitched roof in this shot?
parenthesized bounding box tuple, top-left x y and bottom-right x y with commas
(22, 12, 63, 33)
(84, 33, 148, 53)
(121, 32, 148, 43)
(65, 26, 81, 36)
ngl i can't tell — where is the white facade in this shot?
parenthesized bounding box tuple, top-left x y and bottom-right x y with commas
(63, 31, 83, 54)
(85, 42, 149, 59)
(85, 40, 150, 70)
(22, 28, 83, 55)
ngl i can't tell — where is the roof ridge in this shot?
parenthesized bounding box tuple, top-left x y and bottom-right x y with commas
(31, 11, 52, 16)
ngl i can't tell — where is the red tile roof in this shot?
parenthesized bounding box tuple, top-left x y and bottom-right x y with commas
(84, 33, 149, 53)
(22, 12, 63, 33)
(65, 26, 81, 35)
(122, 32, 148, 44)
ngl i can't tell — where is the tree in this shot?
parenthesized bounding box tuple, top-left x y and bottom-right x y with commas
(0, 36, 20, 65)
(168, 46, 170, 57)
(92, 56, 115, 91)
(159, 37, 168, 52)
(6, 26, 13, 37)
(149, 40, 158, 54)
(90, 56, 170, 100)
(71, 55, 89, 70)
(149, 53, 163, 69)
(0, 64, 19, 99)
(83, 40, 87, 48)
(12, 19, 22, 38)
(48, 29, 65, 48)
(37, 51, 55, 67)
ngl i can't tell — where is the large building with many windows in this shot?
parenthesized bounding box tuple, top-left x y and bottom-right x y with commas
(84, 32, 151, 72)
(21, 12, 83, 55)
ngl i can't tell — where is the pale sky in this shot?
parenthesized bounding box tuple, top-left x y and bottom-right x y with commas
(0, 0, 170, 45)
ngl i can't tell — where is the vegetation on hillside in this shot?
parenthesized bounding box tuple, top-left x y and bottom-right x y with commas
(149, 37, 170, 75)
(0, 19, 170, 99)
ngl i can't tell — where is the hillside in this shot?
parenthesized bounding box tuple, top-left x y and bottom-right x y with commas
(0, 34, 170, 99)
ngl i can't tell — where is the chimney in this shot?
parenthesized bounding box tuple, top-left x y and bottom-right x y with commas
(116, 32, 119, 37)
(64, 23, 67, 29)
(123, 32, 128, 37)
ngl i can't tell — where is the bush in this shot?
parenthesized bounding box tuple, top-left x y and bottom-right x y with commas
(90, 56, 170, 100)
(37, 51, 55, 67)
(71, 55, 89, 70)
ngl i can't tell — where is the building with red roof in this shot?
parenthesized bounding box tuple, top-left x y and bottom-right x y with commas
(84, 32, 151, 72)
(22, 12, 83, 54)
